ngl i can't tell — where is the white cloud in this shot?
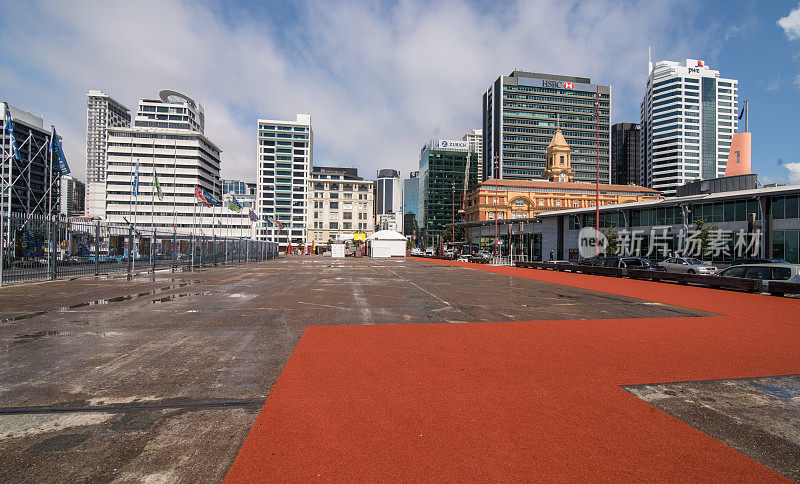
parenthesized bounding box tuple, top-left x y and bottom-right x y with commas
(778, 4, 800, 40)
(784, 162, 800, 183)
(0, 0, 727, 183)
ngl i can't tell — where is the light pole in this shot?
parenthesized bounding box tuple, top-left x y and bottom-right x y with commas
(595, 86, 600, 256)
(451, 181, 455, 246)
(494, 152, 499, 258)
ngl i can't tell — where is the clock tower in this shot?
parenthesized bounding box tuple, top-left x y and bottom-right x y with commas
(543, 128, 574, 183)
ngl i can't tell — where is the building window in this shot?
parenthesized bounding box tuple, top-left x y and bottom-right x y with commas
(329, 222, 338, 229)
(329, 201, 338, 209)
(538, 200, 544, 206)
(515, 200, 525, 206)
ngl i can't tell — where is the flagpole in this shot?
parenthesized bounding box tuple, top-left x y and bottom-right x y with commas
(172, 138, 177, 233)
(151, 140, 155, 234)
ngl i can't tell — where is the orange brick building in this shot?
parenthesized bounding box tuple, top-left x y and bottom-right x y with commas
(465, 129, 661, 221)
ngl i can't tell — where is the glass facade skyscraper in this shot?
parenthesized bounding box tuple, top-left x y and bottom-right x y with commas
(482, 71, 611, 183)
(418, 140, 479, 244)
(640, 59, 738, 196)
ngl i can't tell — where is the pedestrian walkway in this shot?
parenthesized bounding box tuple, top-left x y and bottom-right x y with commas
(225, 257, 800, 481)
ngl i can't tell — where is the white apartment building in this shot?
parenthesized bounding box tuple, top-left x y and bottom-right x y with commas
(462, 128, 483, 181)
(308, 166, 374, 244)
(256, 114, 312, 248)
(641, 59, 738, 196)
(135, 90, 205, 133)
(105, 91, 254, 237)
(85, 90, 131, 219)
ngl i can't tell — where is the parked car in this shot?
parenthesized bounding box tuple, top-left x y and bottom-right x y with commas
(658, 257, 718, 274)
(717, 263, 800, 295)
(456, 255, 470, 262)
(410, 248, 422, 256)
(579, 256, 605, 266)
(596, 257, 666, 271)
(730, 258, 787, 265)
(544, 260, 573, 265)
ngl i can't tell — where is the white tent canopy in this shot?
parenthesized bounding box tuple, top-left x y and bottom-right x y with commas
(366, 230, 407, 257)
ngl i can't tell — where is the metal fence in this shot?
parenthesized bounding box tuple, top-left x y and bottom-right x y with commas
(0, 212, 279, 286)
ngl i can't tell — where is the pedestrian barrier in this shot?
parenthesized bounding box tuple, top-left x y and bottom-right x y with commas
(766, 281, 800, 297)
(0, 213, 279, 286)
(515, 261, 764, 294)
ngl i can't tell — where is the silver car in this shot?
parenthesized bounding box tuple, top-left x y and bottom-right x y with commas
(658, 257, 718, 274)
(718, 263, 800, 295)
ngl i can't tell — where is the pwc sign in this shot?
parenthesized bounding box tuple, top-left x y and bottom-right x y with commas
(578, 227, 607, 258)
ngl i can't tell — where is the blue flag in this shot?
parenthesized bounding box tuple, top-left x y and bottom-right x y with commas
(203, 190, 220, 206)
(50, 127, 71, 176)
(132, 161, 139, 196)
(249, 210, 260, 222)
(4, 105, 20, 161)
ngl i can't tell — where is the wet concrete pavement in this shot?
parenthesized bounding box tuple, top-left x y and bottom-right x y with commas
(0, 256, 709, 482)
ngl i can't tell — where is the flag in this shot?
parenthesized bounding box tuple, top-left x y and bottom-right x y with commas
(738, 107, 745, 120)
(194, 186, 210, 207)
(248, 209, 260, 222)
(50, 127, 71, 175)
(266, 215, 275, 226)
(4, 105, 20, 161)
(275, 219, 284, 229)
(132, 161, 139, 196)
(203, 189, 220, 206)
(154, 171, 163, 200)
(217, 220, 223, 227)
(228, 195, 242, 213)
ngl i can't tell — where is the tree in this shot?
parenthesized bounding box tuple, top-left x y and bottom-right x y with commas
(600, 227, 619, 256)
(439, 226, 465, 244)
(694, 218, 719, 257)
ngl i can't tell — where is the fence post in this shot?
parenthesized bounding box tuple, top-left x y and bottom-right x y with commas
(50, 218, 57, 281)
(127, 226, 134, 276)
(94, 221, 100, 276)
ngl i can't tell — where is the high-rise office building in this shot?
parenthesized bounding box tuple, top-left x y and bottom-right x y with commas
(134, 90, 204, 133)
(105, 91, 253, 236)
(1, 103, 60, 216)
(60, 175, 85, 217)
(403, 171, 419, 223)
(482, 70, 611, 183)
(85, 90, 131, 219)
(462, 129, 483, 181)
(256, 114, 313, 248)
(418, 139, 479, 244)
(611, 123, 641, 186)
(640, 59, 738, 196)
(375, 168, 403, 232)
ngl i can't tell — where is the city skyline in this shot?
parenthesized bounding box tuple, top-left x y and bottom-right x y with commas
(1, 1, 799, 185)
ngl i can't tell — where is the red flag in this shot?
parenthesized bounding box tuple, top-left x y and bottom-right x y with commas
(194, 186, 210, 207)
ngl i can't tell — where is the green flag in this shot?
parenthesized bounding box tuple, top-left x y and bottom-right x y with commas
(228, 195, 243, 213)
(154, 172, 164, 200)
(217, 220, 223, 227)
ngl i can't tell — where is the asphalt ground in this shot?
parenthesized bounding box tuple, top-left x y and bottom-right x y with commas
(0, 256, 796, 481)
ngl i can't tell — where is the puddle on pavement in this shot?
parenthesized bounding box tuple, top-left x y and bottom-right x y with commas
(150, 291, 212, 304)
(1, 282, 196, 323)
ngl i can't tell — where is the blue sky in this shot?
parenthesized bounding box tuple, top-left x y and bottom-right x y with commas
(1, 0, 799, 184)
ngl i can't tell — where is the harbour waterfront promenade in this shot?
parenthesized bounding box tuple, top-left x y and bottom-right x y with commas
(0, 257, 797, 481)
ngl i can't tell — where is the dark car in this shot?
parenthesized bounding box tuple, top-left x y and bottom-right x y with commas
(731, 258, 788, 265)
(597, 257, 665, 271)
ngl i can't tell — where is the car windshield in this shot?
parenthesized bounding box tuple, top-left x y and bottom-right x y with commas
(685, 259, 704, 265)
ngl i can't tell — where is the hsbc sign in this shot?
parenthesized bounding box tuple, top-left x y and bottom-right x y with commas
(542, 80, 574, 89)
(518, 77, 600, 93)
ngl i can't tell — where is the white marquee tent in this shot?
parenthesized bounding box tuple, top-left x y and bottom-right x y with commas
(366, 230, 407, 258)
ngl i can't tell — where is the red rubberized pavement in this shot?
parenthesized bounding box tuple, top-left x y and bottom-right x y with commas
(225, 258, 800, 481)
